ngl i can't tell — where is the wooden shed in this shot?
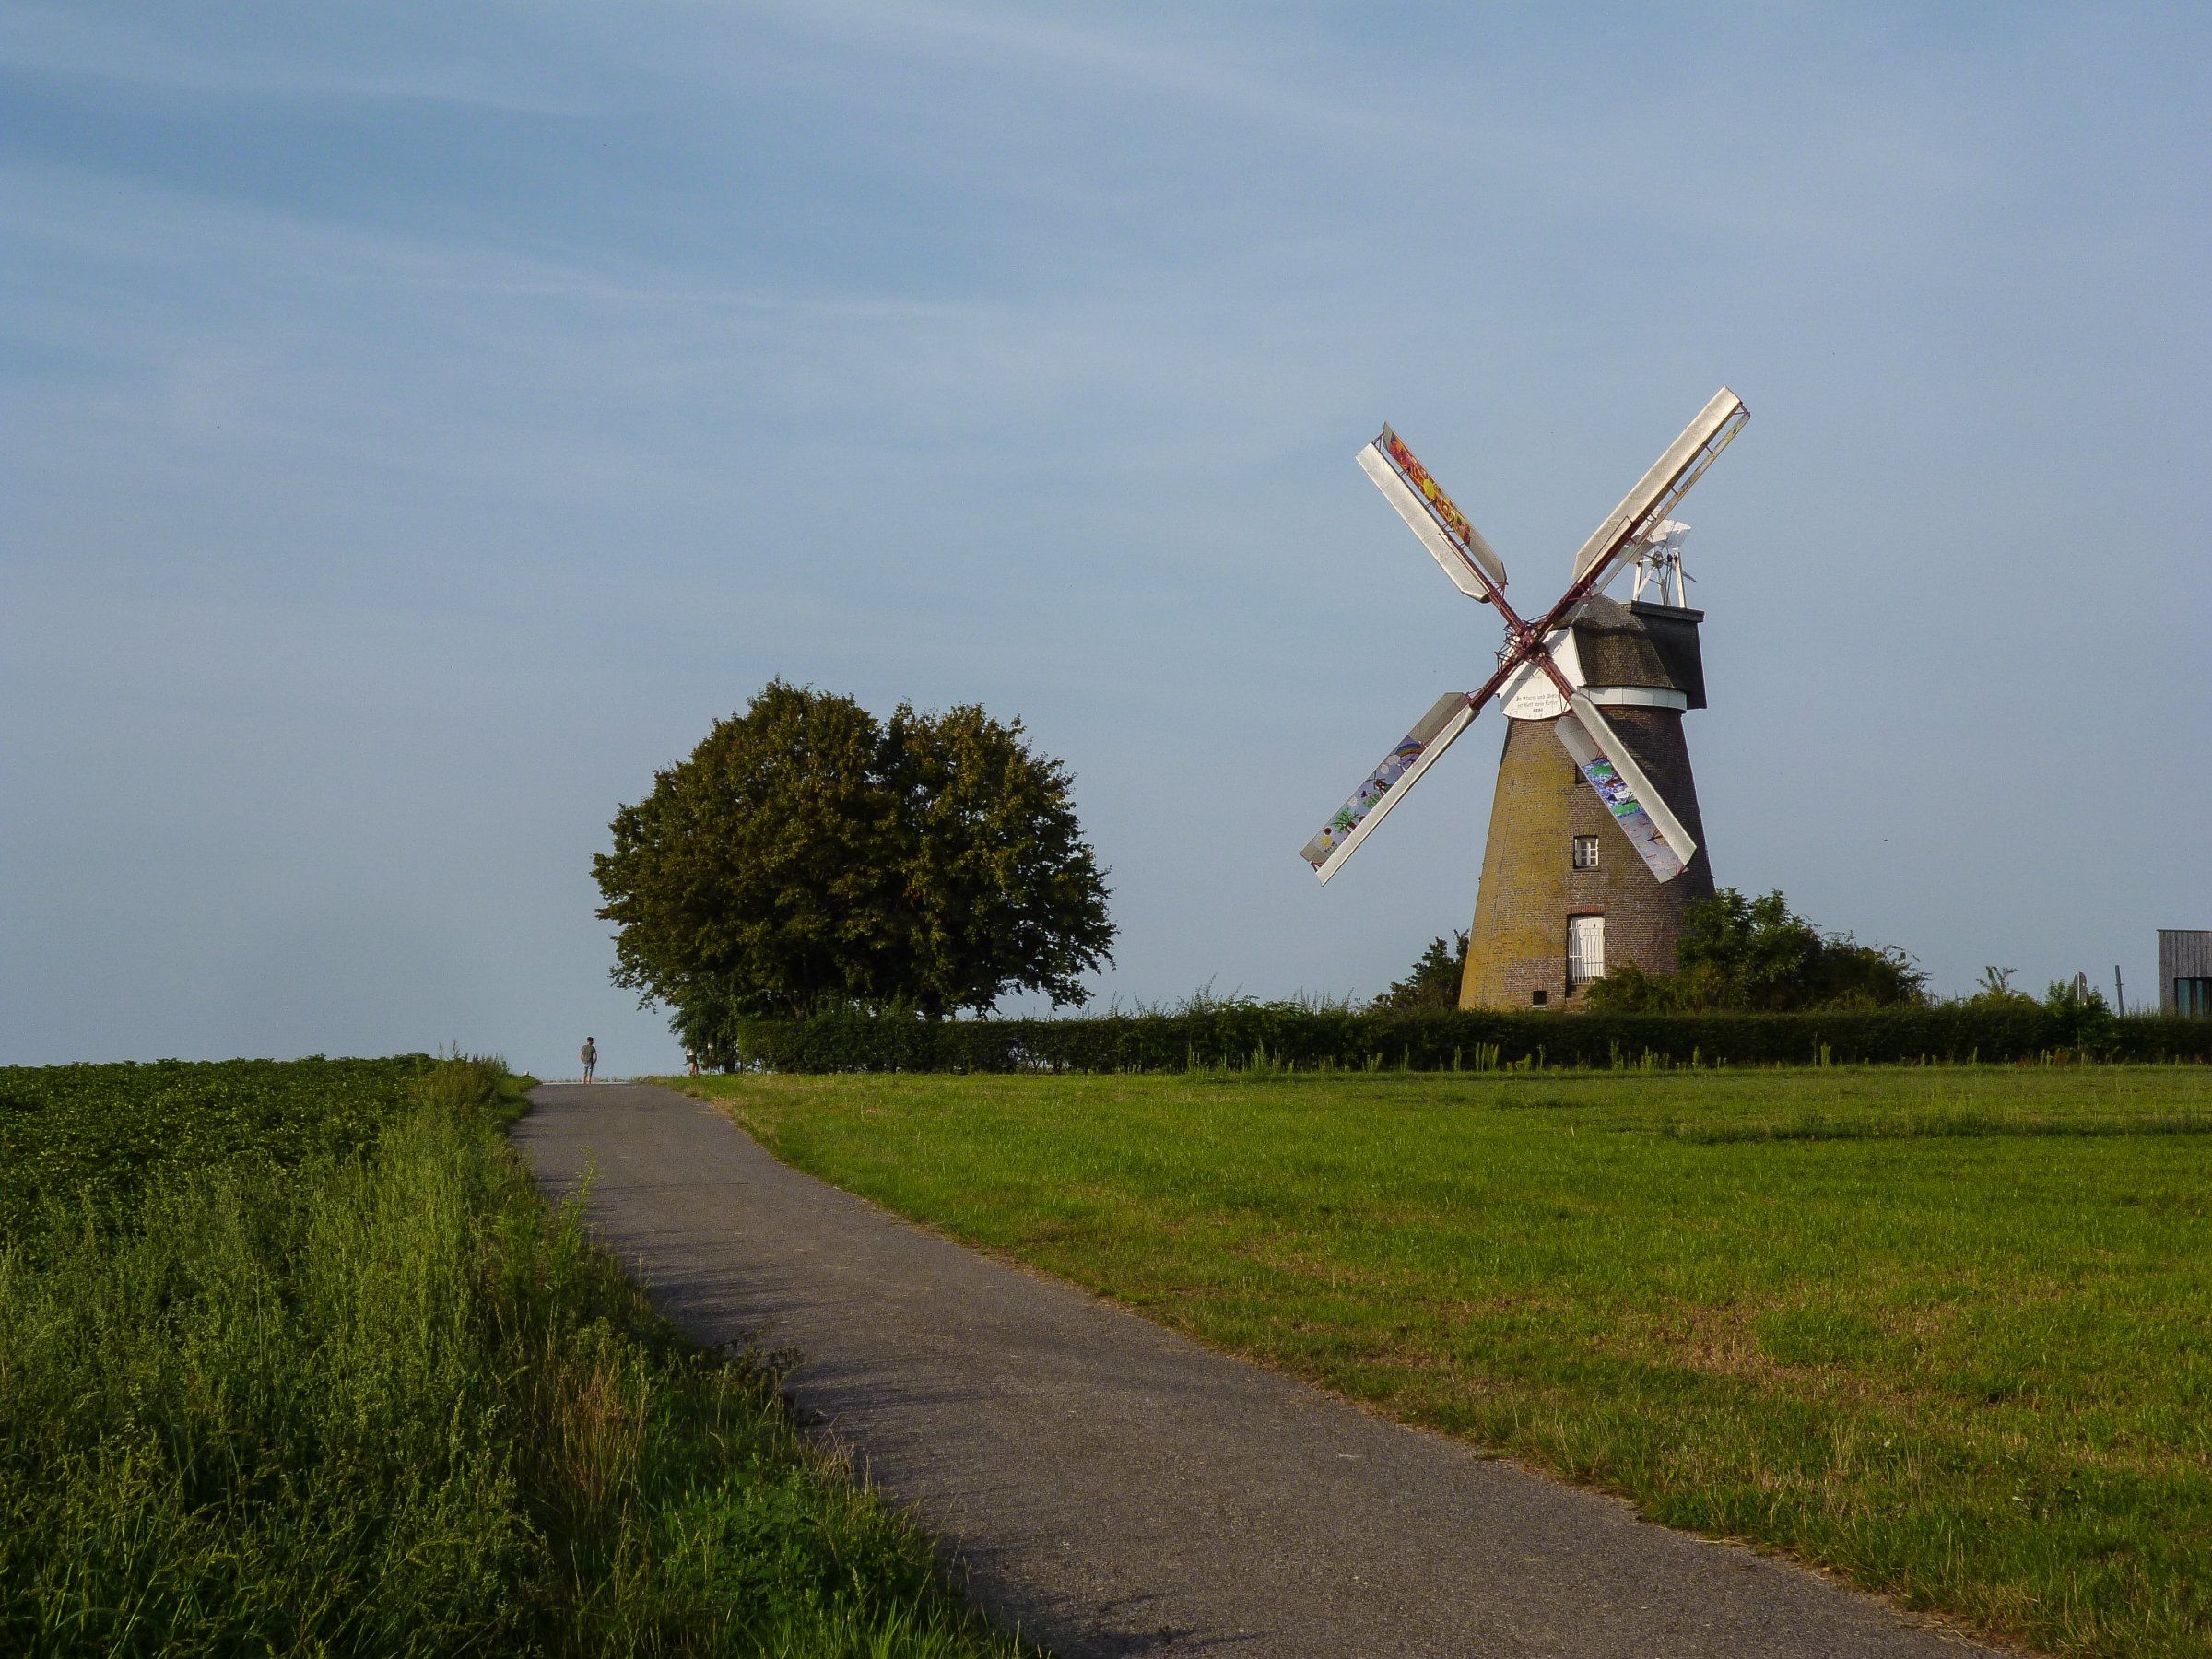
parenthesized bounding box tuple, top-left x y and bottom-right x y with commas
(2159, 930, 2212, 1018)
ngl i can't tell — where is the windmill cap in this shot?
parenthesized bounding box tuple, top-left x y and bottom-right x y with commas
(1567, 594, 1707, 709)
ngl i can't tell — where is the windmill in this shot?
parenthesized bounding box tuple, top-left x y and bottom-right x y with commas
(1299, 390, 1749, 1008)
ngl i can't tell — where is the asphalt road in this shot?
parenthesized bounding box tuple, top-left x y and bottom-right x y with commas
(513, 1082, 1992, 1658)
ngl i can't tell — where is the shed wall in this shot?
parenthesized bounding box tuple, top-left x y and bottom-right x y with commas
(2159, 930, 2212, 1015)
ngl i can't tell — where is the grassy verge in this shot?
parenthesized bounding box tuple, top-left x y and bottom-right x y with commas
(0, 1056, 1024, 1656)
(677, 1065, 2212, 1657)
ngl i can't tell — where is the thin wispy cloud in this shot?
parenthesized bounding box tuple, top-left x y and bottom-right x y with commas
(0, 3, 588, 113)
(740, 0, 1448, 139)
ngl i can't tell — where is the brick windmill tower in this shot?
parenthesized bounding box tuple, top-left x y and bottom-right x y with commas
(1299, 393, 1747, 1007)
(1460, 562, 1712, 1007)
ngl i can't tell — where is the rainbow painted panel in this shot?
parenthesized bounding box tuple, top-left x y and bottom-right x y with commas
(1378, 425, 1487, 571)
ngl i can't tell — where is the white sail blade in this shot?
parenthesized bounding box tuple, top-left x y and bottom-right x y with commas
(1569, 389, 1748, 589)
(1359, 426, 1508, 601)
(1553, 692, 1699, 882)
(1300, 692, 1478, 883)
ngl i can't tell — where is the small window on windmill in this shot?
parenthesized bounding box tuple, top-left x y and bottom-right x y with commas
(1571, 835, 1600, 870)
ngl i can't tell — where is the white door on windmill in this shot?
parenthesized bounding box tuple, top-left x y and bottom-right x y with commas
(1567, 915, 1606, 990)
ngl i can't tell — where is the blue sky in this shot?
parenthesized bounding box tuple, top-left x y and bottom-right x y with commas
(4, 3, 2206, 1077)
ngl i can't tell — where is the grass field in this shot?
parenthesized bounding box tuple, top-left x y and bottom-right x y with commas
(0, 1057, 1024, 1657)
(682, 1064, 2212, 1658)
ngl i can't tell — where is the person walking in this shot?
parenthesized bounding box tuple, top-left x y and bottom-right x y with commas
(580, 1037, 597, 1083)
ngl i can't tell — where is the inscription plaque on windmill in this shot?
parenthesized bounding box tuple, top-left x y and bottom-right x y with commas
(1299, 390, 1748, 1009)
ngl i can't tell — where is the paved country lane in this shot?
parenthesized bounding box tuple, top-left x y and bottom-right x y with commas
(512, 1082, 1992, 1659)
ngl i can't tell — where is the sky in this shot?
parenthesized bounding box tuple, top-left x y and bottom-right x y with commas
(4, 3, 2207, 1078)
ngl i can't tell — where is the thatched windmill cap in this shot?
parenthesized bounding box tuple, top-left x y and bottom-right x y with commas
(1565, 594, 1707, 710)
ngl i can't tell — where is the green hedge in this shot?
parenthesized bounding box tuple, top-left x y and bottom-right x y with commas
(711, 1005, 2212, 1074)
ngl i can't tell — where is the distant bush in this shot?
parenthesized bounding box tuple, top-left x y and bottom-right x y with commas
(1370, 932, 1468, 1012)
(1959, 965, 2116, 1018)
(1584, 888, 1924, 1013)
(712, 1000, 2212, 1074)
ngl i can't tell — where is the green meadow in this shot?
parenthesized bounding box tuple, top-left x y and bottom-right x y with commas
(0, 1057, 1023, 1658)
(685, 1064, 2212, 1658)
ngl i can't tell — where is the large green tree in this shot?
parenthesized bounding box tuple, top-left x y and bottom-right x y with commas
(594, 682, 1113, 1032)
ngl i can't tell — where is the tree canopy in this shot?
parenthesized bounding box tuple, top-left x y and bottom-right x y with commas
(1370, 932, 1469, 1012)
(1584, 888, 1924, 1013)
(593, 682, 1113, 1033)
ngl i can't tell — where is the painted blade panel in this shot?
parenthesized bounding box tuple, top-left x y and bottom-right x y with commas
(1357, 446, 1498, 601)
(1301, 693, 1478, 883)
(1359, 429, 1508, 597)
(1375, 426, 1510, 589)
(1569, 389, 1748, 587)
(1552, 692, 1699, 882)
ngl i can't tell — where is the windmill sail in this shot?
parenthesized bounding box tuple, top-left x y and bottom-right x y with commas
(1300, 692, 1478, 883)
(1569, 389, 1747, 589)
(1552, 692, 1699, 882)
(1359, 427, 1508, 601)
